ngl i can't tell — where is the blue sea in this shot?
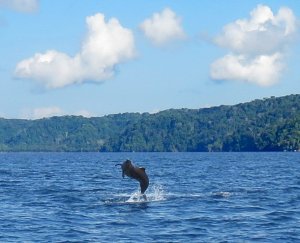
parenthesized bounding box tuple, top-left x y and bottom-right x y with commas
(0, 152, 299, 242)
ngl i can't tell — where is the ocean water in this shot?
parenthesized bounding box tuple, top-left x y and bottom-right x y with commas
(0, 152, 299, 242)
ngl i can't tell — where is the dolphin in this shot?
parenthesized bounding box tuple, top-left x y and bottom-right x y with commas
(116, 159, 149, 195)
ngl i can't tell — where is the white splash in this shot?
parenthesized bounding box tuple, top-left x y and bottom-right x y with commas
(148, 184, 166, 201)
(126, 184, 166, 203)
(104, 184, 166, 205)
(126, 192, 147, 203)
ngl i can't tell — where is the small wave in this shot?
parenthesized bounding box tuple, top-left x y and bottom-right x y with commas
(0, 169, 11, 175)
(211, 191, 232, 198)
(105, 186, 234, 205)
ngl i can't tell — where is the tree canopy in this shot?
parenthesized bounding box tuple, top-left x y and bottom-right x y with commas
(0, 94, 299, 152)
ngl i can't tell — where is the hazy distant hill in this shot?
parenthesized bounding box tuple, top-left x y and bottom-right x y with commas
(0, 94, 299, 152)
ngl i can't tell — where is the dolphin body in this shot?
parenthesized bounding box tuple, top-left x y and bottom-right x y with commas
(116, 159, 149, 195)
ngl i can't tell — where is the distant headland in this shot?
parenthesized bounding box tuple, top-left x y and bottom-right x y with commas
(0, 94, 299, 152)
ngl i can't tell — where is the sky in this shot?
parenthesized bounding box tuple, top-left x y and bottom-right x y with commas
(0, 0, 299, 119)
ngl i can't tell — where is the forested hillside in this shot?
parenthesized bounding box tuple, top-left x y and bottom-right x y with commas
(0, 94, 299, 152)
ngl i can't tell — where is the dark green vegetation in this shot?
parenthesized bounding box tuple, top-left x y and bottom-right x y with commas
(0, 94, 299, 152)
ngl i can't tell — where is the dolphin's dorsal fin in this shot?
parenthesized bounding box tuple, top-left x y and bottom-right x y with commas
(139, 167, 146, 171)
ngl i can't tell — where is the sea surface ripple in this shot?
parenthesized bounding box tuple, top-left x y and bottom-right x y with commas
(0, 152, 299, 242)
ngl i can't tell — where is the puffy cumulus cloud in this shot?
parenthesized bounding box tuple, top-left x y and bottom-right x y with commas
(15, 13, 135, 89)
(215, 5, 296, 55)
(210, 53, 283, 87)
(0, 0, 39, 13)
(16, 51, 83, 89)
(210, 5, 297, 86)
(139, 8, 185, 45)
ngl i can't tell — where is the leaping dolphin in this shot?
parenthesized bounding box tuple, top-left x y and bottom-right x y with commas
(116, 159, 149, 195)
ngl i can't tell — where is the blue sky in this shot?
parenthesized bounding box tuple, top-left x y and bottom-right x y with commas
(0, 0, 299, 119)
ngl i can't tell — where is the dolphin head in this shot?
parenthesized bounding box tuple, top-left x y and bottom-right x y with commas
(120, 159, 133, 178)
(122, 159, 132, 168)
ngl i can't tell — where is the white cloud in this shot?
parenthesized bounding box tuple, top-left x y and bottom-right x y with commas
(210, 5, 297, 86)
(139, 8, 185, 45)
(215, 5, 296, 55)
(0, 0, 39, 12)
(210, 53, 283, 87)
(15, 13, 135, 89)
